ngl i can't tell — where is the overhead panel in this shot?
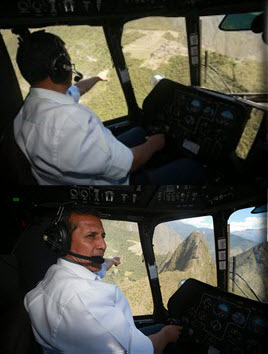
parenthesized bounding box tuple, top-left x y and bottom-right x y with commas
(0, 0, 264, 28)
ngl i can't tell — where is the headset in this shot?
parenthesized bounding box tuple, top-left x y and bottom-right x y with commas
(48, 38, 83, 84)
(43, 203, 104, 264)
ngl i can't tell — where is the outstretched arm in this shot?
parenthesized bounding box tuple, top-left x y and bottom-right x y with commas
(104, 257, 121, 271)
(75, 69, 109, 96)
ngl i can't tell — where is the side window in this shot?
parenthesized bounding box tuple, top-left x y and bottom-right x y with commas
(228, 207, 267, 303)
(200, 16, 267, 94)
(2, 26, 127, 121)
(102, 220, 153, 315)
(154, 216, 216, 310)
(122, 17, 189, 108)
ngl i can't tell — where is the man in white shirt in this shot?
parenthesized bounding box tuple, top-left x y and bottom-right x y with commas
(24, 205, 182, 354)
(14, 30, 166, 185)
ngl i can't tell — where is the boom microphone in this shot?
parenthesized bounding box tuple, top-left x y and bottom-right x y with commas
(66, 250, 104, 264)
(43, 235, 104, 264)
(62, 63, 84, 82)
(74, 71, 83, 82)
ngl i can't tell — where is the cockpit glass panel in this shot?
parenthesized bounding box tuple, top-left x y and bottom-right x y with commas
(235, 108, 264, 160)
(101, 220, 153, 316)
(154, 216, 216, 310)
(200, 15, 267, 94)
(2, 26, 127, 121)
(123, 17, 189, 108)
(228, 208, 267, 303)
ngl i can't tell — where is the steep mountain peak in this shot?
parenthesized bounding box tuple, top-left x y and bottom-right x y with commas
(185, 230, 205, 245)
(159, 231, 213, 274)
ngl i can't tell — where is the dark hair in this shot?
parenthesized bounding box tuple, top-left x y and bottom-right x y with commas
(16, 30, 68, 85)
(60, 204, 100, 238)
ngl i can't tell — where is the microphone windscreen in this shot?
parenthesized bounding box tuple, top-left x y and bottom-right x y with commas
(74, 72, 83, 82)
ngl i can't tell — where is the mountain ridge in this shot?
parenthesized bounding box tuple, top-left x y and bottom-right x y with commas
(158, 231, 215, 275)
(165, 221, 258, 258)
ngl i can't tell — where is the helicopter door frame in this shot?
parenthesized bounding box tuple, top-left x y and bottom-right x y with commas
(138, 219, 168, 322)
(186, 16, 202, 87)
(213, 211, 232, 290)
(103, 23, 141, 121)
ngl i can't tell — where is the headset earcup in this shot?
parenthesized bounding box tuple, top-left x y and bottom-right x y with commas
(49, 53, 71, 84)
(44, 220, 71, 255)
(57, 221, 71, 252)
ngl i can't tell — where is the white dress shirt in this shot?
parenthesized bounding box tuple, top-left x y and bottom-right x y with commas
(14, 88, 133, 185)
(24, 258, 153, 354)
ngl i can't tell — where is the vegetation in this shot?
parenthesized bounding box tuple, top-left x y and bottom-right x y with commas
(229, 242, 268, 303)
(101, 220, 217, 315)
(201, 50, 266, 93)
(2, 16, 265, 124)
(100, 218, 266, 315)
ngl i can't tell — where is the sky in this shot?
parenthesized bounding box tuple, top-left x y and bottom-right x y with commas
(182, 207, 267, 232)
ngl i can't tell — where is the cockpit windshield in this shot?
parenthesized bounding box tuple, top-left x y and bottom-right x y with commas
(122, 14, 267, 101)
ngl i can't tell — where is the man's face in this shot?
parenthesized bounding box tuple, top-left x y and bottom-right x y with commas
(68, 213, 106, 272)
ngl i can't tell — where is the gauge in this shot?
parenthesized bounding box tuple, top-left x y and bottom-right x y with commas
(214, 303, 229, 318)
(203, 297, 213, 310)
(221, 109, 234, 120)
(190, 99, 202, 113)
(250, 316, 268, 335)
(203, 106, 215, 118)
(217, 109, 235, 126)
(232, 312, 246, 326)
(184, 115, 195, 126)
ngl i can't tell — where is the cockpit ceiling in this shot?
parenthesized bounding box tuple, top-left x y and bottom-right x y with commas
(8, 185, 266, 221)
(0, 0, 265, 29)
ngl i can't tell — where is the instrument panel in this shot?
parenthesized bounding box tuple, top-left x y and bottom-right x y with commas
(168, 279, 268, 353)
(142, 79, 251, 164)
(194, 293, 267, 352)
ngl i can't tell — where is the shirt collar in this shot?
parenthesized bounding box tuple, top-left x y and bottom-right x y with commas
(29, 87, 75, 104)
(57, 257, 100, 281)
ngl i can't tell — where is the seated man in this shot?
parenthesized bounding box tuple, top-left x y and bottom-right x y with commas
(13, 31, 166, 185)
(14, 30, 206, 185)
(24, 204, 182, 353)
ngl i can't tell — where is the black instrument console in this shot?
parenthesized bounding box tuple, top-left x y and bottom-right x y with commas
(168, 279, 268, 353)
(142, 79, 258, 164)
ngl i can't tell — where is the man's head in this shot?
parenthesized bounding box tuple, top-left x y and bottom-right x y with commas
(57, 204, 106, 272)
(16, 30, 72, 87)
(67, 212, 106, 272)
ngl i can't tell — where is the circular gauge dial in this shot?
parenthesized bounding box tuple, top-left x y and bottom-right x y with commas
(232, 312, 246, 326)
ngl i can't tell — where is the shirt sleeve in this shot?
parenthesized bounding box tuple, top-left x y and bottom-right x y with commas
(95, 263, 107, 278)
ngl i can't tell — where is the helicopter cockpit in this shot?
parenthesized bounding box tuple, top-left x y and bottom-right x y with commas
(0, 0, 267, 185)
(0, 184, 267, 353)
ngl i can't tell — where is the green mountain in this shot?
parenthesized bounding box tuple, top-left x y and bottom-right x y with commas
(232, 228, 267, 244)
(102, 220, 182, 284)
(110, 230, 217, 315)
(158, 231, 215, 275)
(153, 225, 183, 255)
(230, 242, 268, 303)
(166, 221, 258, 258)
